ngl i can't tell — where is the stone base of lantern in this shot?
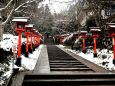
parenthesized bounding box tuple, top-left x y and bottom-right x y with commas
(13, 68, 19, 75)
(29, 49, 32, 53)
(15, 58, 21, 67)
(82, 50, 86, 53)
(94, 53, 97, 57)
(33, 47, 35, 51)
(113, 59, 115, 65)
(25, 52, 29, 57)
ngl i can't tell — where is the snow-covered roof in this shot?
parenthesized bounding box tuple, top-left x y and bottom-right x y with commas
(13, 17, 29, 19)
(107, 23, 115, 25)
(12, 19, 28, 22)
(33, 29, 36, 31)
(90, 29, 101, 32)
(80, 31, 87, 33)
(12, 17, 29, 22)
(73, 31, 80, 34)
(109, 25, 115, 28)
(89, 27, 100, 29)
(60, 34, 70, 36)
(25, 24, 34, 28)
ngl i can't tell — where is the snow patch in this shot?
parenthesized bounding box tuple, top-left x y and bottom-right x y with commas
(0, 34, 43, 85)
(21, 45, 43, 70)
(59, 44, 115, 71)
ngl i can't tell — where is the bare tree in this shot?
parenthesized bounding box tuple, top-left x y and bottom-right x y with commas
(85, 0, 112, 27)
(0, 0, 43, 40)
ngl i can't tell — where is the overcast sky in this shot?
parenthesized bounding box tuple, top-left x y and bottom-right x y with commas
(38, 0, 78, 14)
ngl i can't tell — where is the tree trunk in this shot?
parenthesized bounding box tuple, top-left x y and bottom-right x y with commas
(0, 24, 3, 40)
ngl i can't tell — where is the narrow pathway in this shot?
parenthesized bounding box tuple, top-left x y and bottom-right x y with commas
(44, 36, 54, 45)
(33, 45, 50, 74)
(22, 45, 114, 86)
(47, 45, 94, 73)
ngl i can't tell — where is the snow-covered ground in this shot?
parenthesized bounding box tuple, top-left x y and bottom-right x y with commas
(0, 34, 14, 51)
(0, 45, 43, 85)
(0, 34, 26, 51)
(21, 45, 43, 70)
(1, 33, 115, 85)
(0, 34, 43, 85)
(59, 44, 115, 71)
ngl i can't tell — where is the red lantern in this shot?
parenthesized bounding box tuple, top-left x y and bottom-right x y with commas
(12, 17, 29, 66)
(80, 31, 87, 53)
(33, 30, 41, 47)
(25, 24, 34, 57)
(106, 23, 115, 64)
(90, 27, 101, 57)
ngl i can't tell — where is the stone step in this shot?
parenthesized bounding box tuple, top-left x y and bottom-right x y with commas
(22, 74, 115, 86)
(50, 68, 92, 71)
(49, 60, 81, 63)
(49, 63, 83, 65)
(50, 65, 87, 68)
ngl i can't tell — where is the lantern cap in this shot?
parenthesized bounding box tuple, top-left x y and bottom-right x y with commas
(106, 23, 115, 25)
(61, 34, 70, 36)
(33, 28, 36, 30)
(25, 24, 34, 28)
(89, 27, 100, 29)
(35, 30, 38, 33)
(109, 25, 115, 28)
(80, 31, 87, 33)
(32, 28, 36, 32)
(12, 17, 29, 22)
(90, 29, 101, 32)
(75, 31, 80, 34)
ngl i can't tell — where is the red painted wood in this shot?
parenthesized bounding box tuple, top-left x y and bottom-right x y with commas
(18, 32, 22, 58)
(82, 38, 86, 51)
(112, 37, 115, 60)
(26, 35, 29, 52)
(93, 37, 97, 54)
(30, 35, 33, 50)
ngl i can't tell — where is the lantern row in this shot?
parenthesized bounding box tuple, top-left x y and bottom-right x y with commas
(75, 25, 115, 64)
(12, 17, 42, 67)
(58, 24, 115, 65)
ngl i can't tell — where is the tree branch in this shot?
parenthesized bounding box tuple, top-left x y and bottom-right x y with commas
(0, 0, 13, 12)
(14, 0, 42, 11)
(1, 0, 43, 25)
(2, 2, 16, 26)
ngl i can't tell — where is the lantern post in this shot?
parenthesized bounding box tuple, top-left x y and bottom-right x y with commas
(30, 29, 33, 53)
(36, 32, 41, 46)
(12, 17, 29, 66)
(107, 23, 115, 64)
(25, 24, 34, 57)
(90, 27, 101, 57)
(32, 29, 35, 49)
(80, 31, 87, 53)
(59, 34, 67, 44)
(33, 30, 41, 47)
